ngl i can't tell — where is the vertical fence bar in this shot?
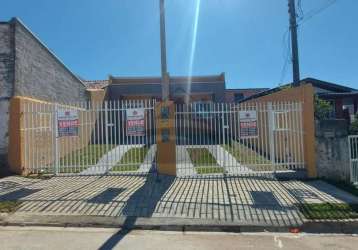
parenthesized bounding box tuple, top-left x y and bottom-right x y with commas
(53, 103, 59, 175)
(349, 136, 353, 183)
(23, 101, 27, 174)
(104, 101, 109, 173)
(30, 101, 34, 173)
(267, 102, 275, 171)
(348, 135, 358, 184)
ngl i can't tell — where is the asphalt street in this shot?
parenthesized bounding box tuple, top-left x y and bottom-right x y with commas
(0, 226, 357, 250)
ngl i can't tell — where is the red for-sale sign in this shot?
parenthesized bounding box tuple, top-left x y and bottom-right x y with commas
(58, 119, 79, 128)
(126, 108, 145, 136)
(57, 109, 79, 137)
(239, 111, 258, 138)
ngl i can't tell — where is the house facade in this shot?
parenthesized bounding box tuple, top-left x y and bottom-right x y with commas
(85, 76, 268, 105)
(242, 78, 358, 122)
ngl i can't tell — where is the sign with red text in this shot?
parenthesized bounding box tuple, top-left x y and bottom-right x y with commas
(126, 108, 145, 136)
(57, 109, 79, 137)
(239, 110, 258, 138)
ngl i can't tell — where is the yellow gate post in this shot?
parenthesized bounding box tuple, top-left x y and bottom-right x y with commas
(155, 101, 176, 176)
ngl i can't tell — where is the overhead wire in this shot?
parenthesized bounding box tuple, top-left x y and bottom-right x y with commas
(297, 0, 338, 26)
(278, 0, 338, 85)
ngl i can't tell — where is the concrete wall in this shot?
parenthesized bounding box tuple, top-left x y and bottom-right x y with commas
(315, 120, 350, 182)
(0, 22, 14, 163)
(13, 19, 88, 103)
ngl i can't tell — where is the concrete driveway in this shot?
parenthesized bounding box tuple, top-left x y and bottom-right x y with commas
(1, 175, 357, 227)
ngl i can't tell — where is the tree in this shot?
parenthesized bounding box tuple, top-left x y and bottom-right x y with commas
(350, 114, 358, 135)
(314, 96, 333, 120)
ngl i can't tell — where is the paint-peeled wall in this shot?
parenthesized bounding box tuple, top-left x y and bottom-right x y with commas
(315, 120, 350, 181)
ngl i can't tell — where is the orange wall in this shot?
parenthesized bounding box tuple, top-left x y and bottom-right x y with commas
(8, 89, 106, 175)
(243, 84, 316, 177)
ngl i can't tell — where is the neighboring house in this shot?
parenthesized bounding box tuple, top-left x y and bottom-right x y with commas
(84, 79, 110, 90)
(224, 88, 269, 103)
(85, 74, 227, 103)
(85, 75, 269, 104)
(106, 74, 226, 103)
(242, 78, 358, 121)
(0, 18, 88, 167)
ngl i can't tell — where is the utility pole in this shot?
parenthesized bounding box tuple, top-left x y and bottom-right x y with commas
(159, 0, 170, 101)
(288, 0, 300, 86)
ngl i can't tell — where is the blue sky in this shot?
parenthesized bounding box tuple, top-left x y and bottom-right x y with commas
(1, 0, 357, 89)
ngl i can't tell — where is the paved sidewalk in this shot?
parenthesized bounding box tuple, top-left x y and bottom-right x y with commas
(176, 146, 196, 177)
(81, 145, 142, 175)
(1, 175, 357, 228)
(138, 145, 156, 172)
(206, 145, 252, 173)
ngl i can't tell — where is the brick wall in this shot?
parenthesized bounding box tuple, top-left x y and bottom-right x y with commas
(0, 22, 14, 160)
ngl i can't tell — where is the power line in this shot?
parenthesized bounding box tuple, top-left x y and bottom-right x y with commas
(297, 0, 304, 18)
(279, 0, 338, 86)
(297, 0, 338, 26)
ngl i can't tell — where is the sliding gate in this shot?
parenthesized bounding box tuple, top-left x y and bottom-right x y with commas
(22, 99, 157, 175)
(175, 102, 305, 177)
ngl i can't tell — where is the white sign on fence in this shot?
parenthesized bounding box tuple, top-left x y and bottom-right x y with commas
(57, 109, 79, 137)
(239, 110, 258, 138)
(126, 108, 145, 136)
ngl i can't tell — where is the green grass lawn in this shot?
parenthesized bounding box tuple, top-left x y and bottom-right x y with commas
(0, 201, 22, 213)
(222, 143, 274, 171)
(222, 143, 271, 165)
(111, 146, 149, 172)
(186, 148, 223, 174)
(299, 203, 358, 220)
(59, 144, 116, 173)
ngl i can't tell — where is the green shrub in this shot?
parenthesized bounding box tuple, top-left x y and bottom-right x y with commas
(350, 114, 358, 135)
(314, 96, 333, 120)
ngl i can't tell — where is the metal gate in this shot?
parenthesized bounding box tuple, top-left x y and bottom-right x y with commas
(348, 135, 358, 184)
(175, 101, 305, 177)
(22, 99, 157, 175)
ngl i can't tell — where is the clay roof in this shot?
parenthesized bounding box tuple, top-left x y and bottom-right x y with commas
(83, 80, 109, 89)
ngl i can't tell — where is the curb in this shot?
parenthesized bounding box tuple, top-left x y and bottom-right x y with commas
(301, 220, 358, 234)
(1, 214, 358, 234)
